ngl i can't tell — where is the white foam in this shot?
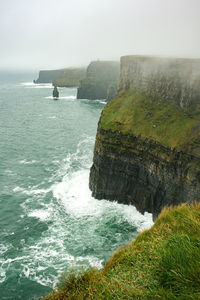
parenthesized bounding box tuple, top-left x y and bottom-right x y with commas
(0, 244, 10, 255)
(93, 99, 107, 104)
(0, 255, 29, 264)
(11, 135, 153, 290)
(115, 204, 153, 232)
(31, 272, 54, 287)
(20, 82, 53, 89)
(52, 135, 153, 226)
(79, 99, 106, 104)
(20, 82, 35, 86)
(60, 95, 76, 99)
(45, 95, 76, 100)
(50, 136, 94, 181)
(19, 159, 37, 165)
(53, 170, 95, 217)
(20, 234, 103, 288)
(52, 167, 153, 231)
(13, 186, 24, 193)
(76, 255, 104, 269)
(28, 209, 52, 221)
(34, 83, 52, 89)
(45, 96, 54, 99)
(0, 267, 6, 283)
(13, 185, 51, 196)
(4, 169, 15, 176)
(21, 264, 54, 287)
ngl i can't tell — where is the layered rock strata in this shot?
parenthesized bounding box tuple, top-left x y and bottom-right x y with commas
(90, 127, 200, 220)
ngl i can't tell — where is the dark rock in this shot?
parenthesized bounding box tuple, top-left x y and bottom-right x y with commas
(89, 128, 200, 220)
(53, 86, 59, 98)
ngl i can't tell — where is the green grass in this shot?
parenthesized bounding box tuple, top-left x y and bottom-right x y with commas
(43, 203, 200, 299)
(101, 90, 200, 156)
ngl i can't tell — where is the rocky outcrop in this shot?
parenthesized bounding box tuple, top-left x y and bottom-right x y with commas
(53, 86, 59, 98)
(34, 68, 86, 86)
(89, 56, 200, 220)
(77, 61, 120, 101)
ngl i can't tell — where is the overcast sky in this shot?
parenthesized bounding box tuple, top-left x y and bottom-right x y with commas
(0, 0, 200, 70)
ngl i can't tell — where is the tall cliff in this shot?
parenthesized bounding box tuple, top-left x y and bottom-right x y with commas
(34, 67, 86, 87)
(77, 61, 120, 101)
(89, 56, 200, 220)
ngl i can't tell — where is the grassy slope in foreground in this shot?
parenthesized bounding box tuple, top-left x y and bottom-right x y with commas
(44, 203, 200, 299)
(101, 90, 200, 157)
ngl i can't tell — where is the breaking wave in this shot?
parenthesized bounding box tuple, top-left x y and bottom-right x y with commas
(5, 136, 153, 290)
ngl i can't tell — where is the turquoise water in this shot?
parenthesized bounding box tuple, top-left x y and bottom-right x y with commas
(0, 72, 153, 299)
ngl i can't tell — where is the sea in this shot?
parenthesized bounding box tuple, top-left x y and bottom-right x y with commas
(0, 71, 153, 299)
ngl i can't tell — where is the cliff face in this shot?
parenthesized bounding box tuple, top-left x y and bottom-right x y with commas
(120, 56, 200, 108)
(35, 68, 86, 86)
(89, 56, 200, 220)
(77, 61, 120, 101)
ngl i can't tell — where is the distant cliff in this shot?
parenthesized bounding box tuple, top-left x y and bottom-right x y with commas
(35, 69, 66, 83)
(77, 61, 120, 101)
(34, 68, 86, 87)
(53, 68, 86, 87)
(90, 56, 200, 220)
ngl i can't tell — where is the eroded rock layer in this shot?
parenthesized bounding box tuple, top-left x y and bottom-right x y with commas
(90, 127, 200, 220)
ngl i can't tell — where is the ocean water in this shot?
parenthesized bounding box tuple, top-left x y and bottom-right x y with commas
(0, 72, 153, 299)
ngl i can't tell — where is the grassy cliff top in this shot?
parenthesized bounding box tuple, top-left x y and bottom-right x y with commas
(44, 203, 200, 299)
(100, 90, 200, 157)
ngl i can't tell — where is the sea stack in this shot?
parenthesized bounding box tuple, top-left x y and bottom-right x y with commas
(53, 86, 59, 98)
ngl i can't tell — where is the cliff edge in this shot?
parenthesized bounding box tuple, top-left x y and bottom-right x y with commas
(89, 56, 200, 220)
